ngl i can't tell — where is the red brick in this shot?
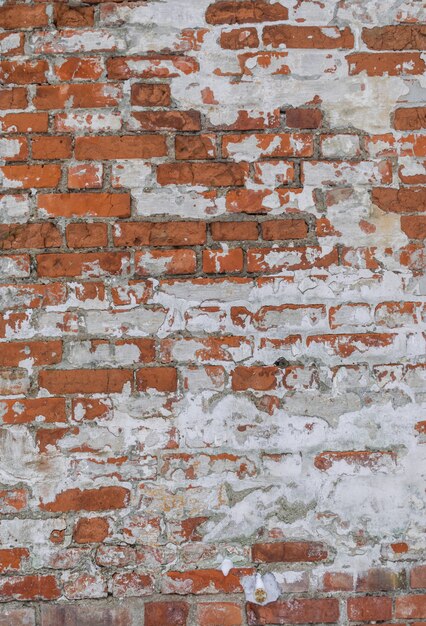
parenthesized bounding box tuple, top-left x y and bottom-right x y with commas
(198, 602, 243, 626)
(262, 219, 308, 240)
(0, 575, 60, 601)
(1, 398, 66, 424)
(232, 366, 279, 391)
(32, 136, 72, 160)
(322, 572, 354, 591)
(112, 572, 154, 598)
(0, 548, 29, 574)
(0, 608, 35, 626)
(247, 599, 339, 625)
(66, 223, 108, 249)
(39, 369, 132, 394)
(0, 340, 62, 367)
(107, 55, 199, 80)
(206, 1, 288, 24)
(38, 193, 130, 218)
(264, 25, 354, 48)
(0, 60, 48, 85)
(362, 25, 426, 50)
(114, 221, 206, 246)
(0, 112, 48, 133)
(0, 488, 28, 513)
(286, 108, 323, 128)
(1, 165, 61, 189)
(131, 83, 171, 106)
(412, 566, 426, 589)
(0, 5, 47, 29)
(203, 248, 244, 273)
(54, 57, 104, 81)
(136, 367, 177, 392)
(0, 87, 27, 110)
(53, 3, 94, 27)
(347, 596, 392, 621)
(394, 107, 426, 130)
(175, 134, 216, 160)
(401, 215, 426, 239)
(131, 110, 201, 131)
(157, 162, 249, 186)
(135, 249, 196, 275)
(34, 84, 122, 110)
(40, 486, 130, 512)
(396, 596, 426, 619)
(0, 223, 61, 250)
(372, 187, 426, 213)
(76, 135, 167, 160)
(252, 541, 328, 563)
(347, 52, 425, 76)
(211, 221, 258, 241)
(356, 568, 405, 591)
(37, 252, 130, 278)
(73, 517, 109, 544)
(41, 605, 132, 626)
(68, 164, 103, 189)
(145, 601, 189, 626)
(162, 568, 253, 594)
(221, 27, 259, 49)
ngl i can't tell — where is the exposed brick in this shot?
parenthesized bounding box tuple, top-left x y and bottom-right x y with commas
(40, 486, 130, 512)
(347, 52, 425, 76)
(206, 1, 288, 25)
(0, 576, 60, 601)
(66, 223, 108, 249)
(34, 84, 122, 110)
(347, 596, 392, 621)
(203, 248, 244, 273)
(145, 601, 189, 626)
(157, 162, 249, 186)
(372, 187, 426, 212)
(286, 108, 323, 129)
(362, 25, 426, 50)
(394, 107, 426, 130)
(131, 110, 201, 131)
(136, 367, 177, 392)
(221, 27, 259, 49)
(0, 223, 61, 250)
(131, 83, 171, 106)
(263, 25, 354, 48)
(211, 221, 258, 241)
(198, 602, 243, 625)
(41, 604, 133, 626)
(113, 221, 206, 246)
(39, 369, 132, 394)
(252, 541, 328, 563)
(247, 599, 339, 625)
(1, 165, 61, 189)
(401, 215, 426, 239)
(54, 3, 94, 27)
(0, 5, 47, 30)
(38, 193, 130, 218)
(76, 136, 167, 160)
(32, 136, 72, 160)
(0, 87, 27, 110)
(261, 219, 308, 240)
(175, 134, 216, 160)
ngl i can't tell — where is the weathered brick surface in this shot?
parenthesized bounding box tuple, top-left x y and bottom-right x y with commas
(0, 0, 425, 622)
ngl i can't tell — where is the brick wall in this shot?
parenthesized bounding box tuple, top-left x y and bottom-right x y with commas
(0, 0, 425, 624)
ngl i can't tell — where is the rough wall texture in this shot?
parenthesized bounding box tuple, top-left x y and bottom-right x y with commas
(0, 0, 425, 624)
